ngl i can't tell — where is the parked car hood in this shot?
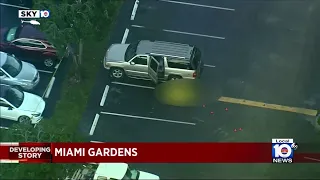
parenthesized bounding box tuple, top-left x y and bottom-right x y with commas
(19, 92, 45, 113)
(105, 44, 129, 62)
(138, 171, 160, 180)
(15, 61, 38, 82)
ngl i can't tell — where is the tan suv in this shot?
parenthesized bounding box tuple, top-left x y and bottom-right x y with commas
(103, 40, 203, 84)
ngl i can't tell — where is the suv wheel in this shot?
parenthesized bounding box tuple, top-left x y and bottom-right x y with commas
(169, 75, 182, 80)
(110, 68, 124, 80)
(44, 58, 55, 67)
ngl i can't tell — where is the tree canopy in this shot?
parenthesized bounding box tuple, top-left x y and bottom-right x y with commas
(33, 0, 113, 58)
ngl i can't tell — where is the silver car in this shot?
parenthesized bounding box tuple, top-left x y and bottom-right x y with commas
(0, 51, 39, 90)
(103, 40, 203, 84)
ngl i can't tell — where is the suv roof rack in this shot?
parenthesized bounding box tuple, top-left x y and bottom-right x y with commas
(137, 40, 193, 60)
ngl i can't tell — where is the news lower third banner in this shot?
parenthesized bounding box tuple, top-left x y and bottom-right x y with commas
(0, 142, 318, 163)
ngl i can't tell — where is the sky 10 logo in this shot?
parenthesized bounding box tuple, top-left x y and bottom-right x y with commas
(272, 138, 298, 163)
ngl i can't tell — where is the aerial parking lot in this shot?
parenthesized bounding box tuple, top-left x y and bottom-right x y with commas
(80, 0, 320, 178)
(1, 0, 318, 179)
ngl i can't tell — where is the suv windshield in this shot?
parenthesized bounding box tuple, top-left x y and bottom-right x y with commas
(6, 27, 18, 42)
(190, 47, 201, 70)
(5, 87, 24, 108)
(123, 168, 140, 180)
(2, 55, 23, 77)
(125, 42, 138, 61)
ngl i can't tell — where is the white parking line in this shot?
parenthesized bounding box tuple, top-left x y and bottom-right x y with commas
(55, 63, 60, 69)
(159, 0, 235, 11)
(38, 69, 53, 74)
(111, 82, 155, 89)
(0, 126, 9, 130)
(89, 114, 100, 135)
(131, 0, 139, 20)
(163, 29, 225, 40)
(204, 64, 216, 68)
(101, 112, 196, 125)
(0, 3, 30, 9)
(121, 28, 130, 44)
(100, 85, 109, 107)
(131, 25, 225, 40)
(44, 77, 55, 98)
(131, 24, 144, 28)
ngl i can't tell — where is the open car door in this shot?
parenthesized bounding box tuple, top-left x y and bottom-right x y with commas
(148, 56, 160, 84)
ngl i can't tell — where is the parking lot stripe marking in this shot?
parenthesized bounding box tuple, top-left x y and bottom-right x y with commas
(101, 112, 196, 125)
(0, 3, 30, 9)
(38, 69, 53, 74)
(55, 63, 60, 69)
(131, 0, 139, 20)
(121, 28, 130, 44)
(111, 82, 155, 89)
(218, 96, 318, 116)
(204, 64, 216, 68)
(90, 141, 104, 143)
(159, 0, 235, 11)
(89, 114, 100, 135)
(0, 126, 9, 130)
(44, 77, 56, 98)
(131, 24, 145, 28)
(100, 85, 109, 107)
(131, 24, 225, 40)
(163, 29, 225, 40)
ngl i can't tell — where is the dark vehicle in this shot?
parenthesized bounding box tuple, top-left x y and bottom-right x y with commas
(0, 24, 59, 68)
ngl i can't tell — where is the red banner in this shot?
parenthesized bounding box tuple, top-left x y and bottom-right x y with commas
(0, 142, 319, 163)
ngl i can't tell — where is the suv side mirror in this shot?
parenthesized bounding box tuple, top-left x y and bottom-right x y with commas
(130, 61, 135, 65)
(8, 107, 13, 110)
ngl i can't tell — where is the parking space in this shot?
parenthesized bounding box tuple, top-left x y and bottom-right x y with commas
(134, 0, 235, 38)
(90, 113, 197, 142)
(0, 4, 23, 27)
(101, 84, 199, 122)
(126, 26, 225, 69)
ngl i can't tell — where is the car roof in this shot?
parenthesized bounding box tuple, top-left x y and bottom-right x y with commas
(136, 40, 193, 60)
(18, 24, 46, 40)
(0, 84, 10, 99)
(0, 51, 8, 67)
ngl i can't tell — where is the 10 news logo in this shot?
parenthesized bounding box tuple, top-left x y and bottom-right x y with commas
(272, 138, 298, 163)
(18, 10, 50, 19)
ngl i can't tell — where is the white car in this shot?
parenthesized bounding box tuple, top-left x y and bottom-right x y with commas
(0, 84, 45, 124)
(93, 163, 160, 180)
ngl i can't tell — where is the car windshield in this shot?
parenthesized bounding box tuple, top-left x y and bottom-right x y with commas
(6, 27, 18, 42)
(2, 55, 23, 77)
(124, 42, 138, 61)
(123, 168, 140, 180)
(4, 87, 24, 108)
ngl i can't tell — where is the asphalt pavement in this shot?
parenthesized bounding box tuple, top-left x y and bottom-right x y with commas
(81, 0, 320, 178)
